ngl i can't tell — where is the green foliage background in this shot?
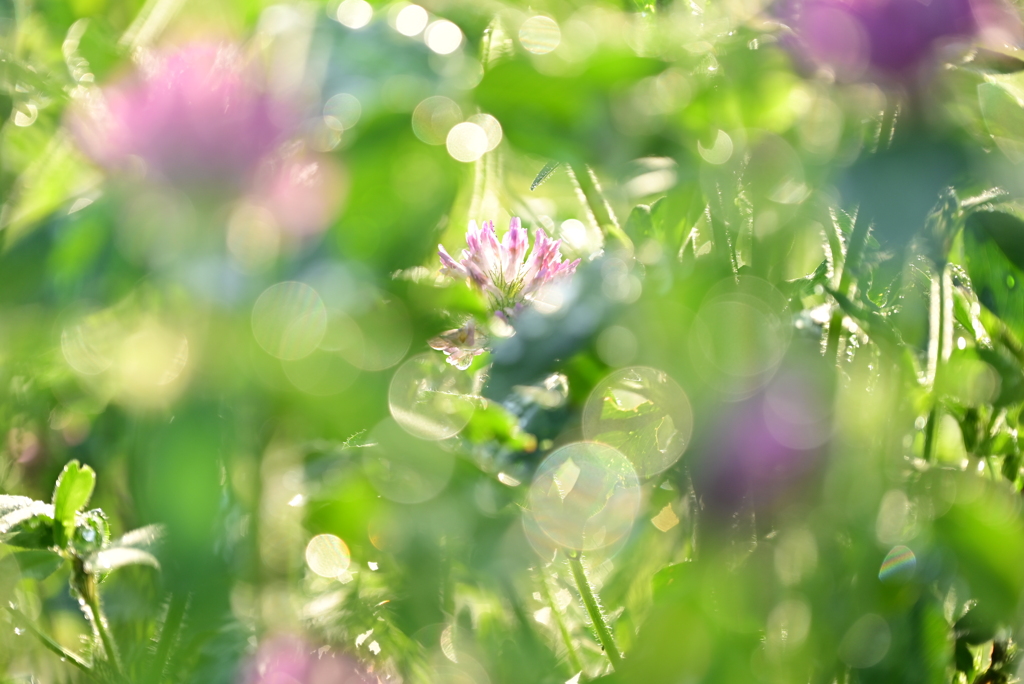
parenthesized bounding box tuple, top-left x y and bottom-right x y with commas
(2, 0, 1024, 683)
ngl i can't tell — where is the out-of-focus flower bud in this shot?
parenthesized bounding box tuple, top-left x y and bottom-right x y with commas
(241, 634, 379, 684)
(250, 153, 346, 238)
(692, 366, 832, 519)
(70, 42, 293, 199)
(784, 0, 1016, 80)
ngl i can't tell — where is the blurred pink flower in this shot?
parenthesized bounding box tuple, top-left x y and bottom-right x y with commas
(438, 218, 580, 322)
(250, 153, 346, 238)
(784, 0, 1020, 80)
(693, 367, 831, 519)
(241, 635, 378, 684)
(71, 42, 293, 198)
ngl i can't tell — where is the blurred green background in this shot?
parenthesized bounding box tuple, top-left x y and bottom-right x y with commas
(2, 0, 1024, 683)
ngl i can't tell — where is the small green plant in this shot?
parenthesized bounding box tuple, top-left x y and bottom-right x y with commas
(1, 460, 165, 682)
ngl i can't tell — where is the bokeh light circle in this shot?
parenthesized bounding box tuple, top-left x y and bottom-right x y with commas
(336, 0, 373, 28)
(690, 276, 791, 398)
(698, 130, 733, 165)
(363, 418, 456, 504)
(395, 4, 429, 36)
(526, 442, 641, 551)
(425, 20, 463, 54)
(389, 353, 476, 440)
(252, 282, 328, 360)
(282, 349, 360, 396)
(412, 96, 463, 146)
(323, 93, 362, 131)
(519, 15, 561, 55)
(350, 299, 411, 371)
(467, 113, 502, 151)
(62, 312, 118, 376)
(583, 366, 693, 479)
(446, 122, 489, 163)
(878, 545, 916, 582)
(305, 534, 351, 578)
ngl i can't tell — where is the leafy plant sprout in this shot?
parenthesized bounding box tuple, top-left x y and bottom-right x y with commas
(1, 461, 163, 680)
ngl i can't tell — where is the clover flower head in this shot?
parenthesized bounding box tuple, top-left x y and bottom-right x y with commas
(71, 42, 293, 197)
(438, 217, 580, 321)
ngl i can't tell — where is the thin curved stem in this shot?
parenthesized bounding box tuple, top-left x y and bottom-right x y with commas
(566, 551, 623, 671)
(538, 566, 584, 676)
(3, 602, 92, 673)
(85, 587, 122, 675)
(825, 208, 870, 364)
(568, 164, 633, 256)
(72, 559, 122, 677)
(923, 263, 953, 462)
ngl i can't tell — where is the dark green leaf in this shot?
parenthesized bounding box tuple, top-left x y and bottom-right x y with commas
(964, 206, 1024, 342)
(0, 504, 56, 550)
(12, 549, 64, 580)
(475, 55, 665, 161)
(625, 204, 653, 242)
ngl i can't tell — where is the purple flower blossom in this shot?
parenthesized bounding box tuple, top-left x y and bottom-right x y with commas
(692, 368, 831, 519)
(784, 0, 1003, 78)
(438, 218, 580, 321)
(71, 42, 293, 197)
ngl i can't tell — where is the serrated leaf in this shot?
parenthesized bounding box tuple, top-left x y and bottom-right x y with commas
(52, 460, 96, 547)
(531, 161, 560, 191)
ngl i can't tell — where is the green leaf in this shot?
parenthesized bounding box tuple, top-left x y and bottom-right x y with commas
(12, 549, 64, 580)
(84, 523, 164, 575)
(933, 477, 1024, 625)
(52, 460, 96, 547)
(530, 161, 561, 191)
(0, 495, 40, 517)
(978, 81, 1024, 163)
(475, 54, 665, 162)
(0, 502, 55, 550)
(963, 206, 1024, 342)
(0, 500, 53, 535)
(625, 204, 654, 243)
(1, 138, 99, 250)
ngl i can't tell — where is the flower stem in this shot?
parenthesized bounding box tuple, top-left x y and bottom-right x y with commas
(73, 559, 122, 676)
(566, 551, 623, 671)
(568, 164, 633, 256)
(923, 263, 953, 462)
(825, 208, 870, 364)
(3, 602, 92, 673)
(538, 566, 584, 676)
